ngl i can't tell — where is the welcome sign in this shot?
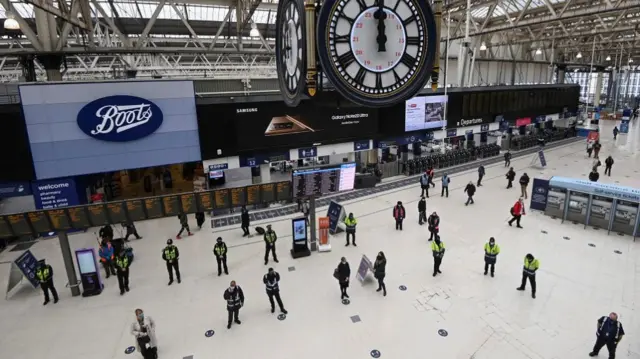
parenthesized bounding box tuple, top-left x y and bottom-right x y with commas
(77, 95, 164, 142)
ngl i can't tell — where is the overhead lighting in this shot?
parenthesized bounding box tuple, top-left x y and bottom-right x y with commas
(574, 69, 579, 73)
(479, 42, 487, 51)
(630, 58, 634, 63)
(249, 23, 260, 38)
(535, 48, 542, 55)
(576, 52, 582, 59)
(606, 55, 611, 61)
(4, 16, 19, 30)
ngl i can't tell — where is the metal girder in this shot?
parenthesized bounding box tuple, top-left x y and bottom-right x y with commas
(0, 0, 44, 51)
(0, 47, 273, 56)
(135, 0, 166, 49)
(22, 0, 90, 30)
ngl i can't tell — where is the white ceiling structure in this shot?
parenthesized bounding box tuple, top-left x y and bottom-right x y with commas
(0, 0, 637, 82)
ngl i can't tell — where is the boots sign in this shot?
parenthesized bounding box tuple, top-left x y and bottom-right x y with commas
(77, 95, 164, 142)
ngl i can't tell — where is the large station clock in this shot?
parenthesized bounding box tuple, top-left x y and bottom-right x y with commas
(316, 0, 437, 107)
(276, 0, 307, 107)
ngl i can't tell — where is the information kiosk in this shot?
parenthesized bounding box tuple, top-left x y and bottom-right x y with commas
(75, 248, 103, 297)
(290, 217, 311, 258)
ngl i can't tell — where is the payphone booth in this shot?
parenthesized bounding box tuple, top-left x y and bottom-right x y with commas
(566, 191, 590, 224)
(588, 195, 613, 230)
(545, 186, 567, 219)
(612, 200, 638, 236)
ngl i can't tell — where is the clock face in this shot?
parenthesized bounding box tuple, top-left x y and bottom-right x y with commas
(317, 0, 436, 107)
(276, 0, 306, 107)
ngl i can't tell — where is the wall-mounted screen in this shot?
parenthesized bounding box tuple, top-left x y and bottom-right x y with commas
(125, 199, 147, 222)
(47, 209, 71, 230)
(276, 181, 292, 201)
(261, 183, 275, 203)
(87, 204, 108, 226)
(197, 191, 214, 211)
(246, 185, 261, 205)
(162, 196, 180, 216)
(214, 189, 230, 209)
(209, 170, 224, 179)
(181, 193, 197, 214)
(106, 202, 127, 223)
(7, 214, 31, 236)
(27, 211, 52, 233)
(68, 207, 90, 229)
(404, 95, 448, 132)
(0, 216, 12, 237)
(230, 187, 246, 207)
(144, 198, 163, 218)
(292, 163, 356, 197)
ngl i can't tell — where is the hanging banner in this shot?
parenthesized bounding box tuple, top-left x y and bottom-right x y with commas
(530, 178, 550, 211)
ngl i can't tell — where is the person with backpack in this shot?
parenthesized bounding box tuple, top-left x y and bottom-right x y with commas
(589, 169, 600, 182)
(427, 212, 440, 241)
(393, 201, 406, 230)
(613, 126, 619, 140)
(464, 181, 476, 206)
(504, 151, 511, 167)
(604, 155, 614, 176)
(519, 173, 530, 199)
(508, 198, 525, 228)
(593, 141, 602, 159)
(441, 173, 451, 198)
(506, 168, 516, 189)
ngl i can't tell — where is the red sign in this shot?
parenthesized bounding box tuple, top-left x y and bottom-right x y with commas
(516, 118, 532, 126)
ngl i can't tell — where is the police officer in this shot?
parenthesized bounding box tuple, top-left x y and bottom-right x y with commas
(427, 211, 440, 241)
(264, 224, 278, 265)
(517, 253, 539, 299)
(36, 260, 58, 305)
(344, 213, 357, 246)
(162, 239, 181, 285)
(431, 235, 445, 277)
(223, 280, 245, 329)
(590, 312, 625, 358)
(263, 267, 288, 314)
(483, 237, 500, 277)
(115, 249, 130, 295)
(213, 237, 229, 276)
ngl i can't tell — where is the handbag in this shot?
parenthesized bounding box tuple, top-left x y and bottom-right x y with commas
(333, 268, 340, 280)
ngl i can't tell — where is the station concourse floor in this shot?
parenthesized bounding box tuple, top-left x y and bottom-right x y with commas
(1, 121, 640, 359)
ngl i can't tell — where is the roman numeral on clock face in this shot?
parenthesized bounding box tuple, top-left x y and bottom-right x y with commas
(400, 53, 417, 68)
(338, 51, 356, 68)
(406, 36, 420, 46)
(354, 66, 367, 84)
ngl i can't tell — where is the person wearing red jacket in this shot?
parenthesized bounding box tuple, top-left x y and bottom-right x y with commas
(393, 201, 406, 230)
(508, 198, 525, 228)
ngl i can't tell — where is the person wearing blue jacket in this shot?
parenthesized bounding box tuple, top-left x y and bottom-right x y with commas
(441, 173, 451, 198)
(98, 240, 116, 278)
(419, 173, 430, 198)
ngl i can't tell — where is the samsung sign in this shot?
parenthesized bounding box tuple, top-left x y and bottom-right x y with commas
(77, 95, 164, 142)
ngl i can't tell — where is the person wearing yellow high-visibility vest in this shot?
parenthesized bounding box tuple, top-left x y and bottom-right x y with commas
(162, 239, 181, 286)
(115, 250, 131, 295)
(213, 237, 229, 276)
(483, 237, 500, 277)
(517, 253, 539, 299)
(344, 213, 357, 246)
(431, 236, 445, 277)
(264, 224, 279, 265)
(36, 260, 59, 305)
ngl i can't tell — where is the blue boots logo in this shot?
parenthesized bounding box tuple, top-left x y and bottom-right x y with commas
(77, 95, 164, 142)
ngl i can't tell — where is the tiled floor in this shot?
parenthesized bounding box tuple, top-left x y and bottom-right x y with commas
(1, 120, 639, 359)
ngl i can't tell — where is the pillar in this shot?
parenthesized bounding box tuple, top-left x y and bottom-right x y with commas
(309, 197, 317, 251)
(556, 65, 566, 84)
(34, 5, 62, 81)
(593, 72, 604, 107)
(39, 55, 63, 81)
(58, 232, 80, 297)
(259, 164, 271, 183)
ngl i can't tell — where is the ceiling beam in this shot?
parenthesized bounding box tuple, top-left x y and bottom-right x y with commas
(22, 0, 90, 30)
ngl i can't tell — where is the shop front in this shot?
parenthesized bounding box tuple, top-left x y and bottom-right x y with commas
(19, 80, 202, 204)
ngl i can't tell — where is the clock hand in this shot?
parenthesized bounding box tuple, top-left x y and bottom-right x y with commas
(373, 0, 387, 52)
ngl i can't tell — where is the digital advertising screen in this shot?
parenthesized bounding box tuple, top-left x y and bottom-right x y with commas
(162, 196, 180, 216)
(292, 163, 356, 197)
(276, 181, 292, 202)
(214, 189, 230, 209)
(404, 95, 448, 132)
(126, 199, 147, 222)
(47, 209, 71, 230)
(87, 204, 109, 226)
(181, 193, 197, 214)
(144, 197, 163, 219)
(106, 202, 127, 224)
(27, 211, 52, 233)
(246, 185, 261, 205)
(7, 214, 31, 236)
(68, 206, 91, 229)
(292, 218, 307, 242)
(261, 183, 275, 203)
(197, 191, 214, 211)
(0, 216, 13, 238)
(76, 251, 97, 274)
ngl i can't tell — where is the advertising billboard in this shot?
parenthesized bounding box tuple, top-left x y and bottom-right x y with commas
(404, 95, 447, 131)
(19, 81, 201, 180)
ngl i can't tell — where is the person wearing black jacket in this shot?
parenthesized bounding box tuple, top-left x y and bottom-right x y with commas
(335, 257, 351, 300)
(504, 151, 511, 167)
(373, 252, 387, 296)
(35, 260, 59, 305)
(392, 201, 406, 230)
(115, 249, 131, 295)
(99, 224, 114, 240)
(177, 213, 192, 239)
(123, 221, 142, 242)
(240, 206, 250, 237)
(589, 312, 625, 358)
(427, 212, 440, 241)
(519, 173, 530, 199)
(589, 169, 600, 182)
(213, 237, 229, 276)
(506, 168, 516, 189)
(263, 268, 287, 314)
(604, 156, 614, 176)
(223, 281, 245, 329)
(464, 181, 476, 205)
(162, 239, 180, 285)
(477, 165, 485, 186)
(195, 211, 205, 229)
(418, 196, 427, 225)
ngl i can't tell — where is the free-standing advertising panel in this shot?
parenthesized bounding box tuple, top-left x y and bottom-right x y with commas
(19, 81, 201, 180)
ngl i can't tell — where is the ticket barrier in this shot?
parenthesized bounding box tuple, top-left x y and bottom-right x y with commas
(545, 187, 567, 218)
(611, 201, 638, 236)
(565, 192, 590, 225)
(588, 196, 612, 230)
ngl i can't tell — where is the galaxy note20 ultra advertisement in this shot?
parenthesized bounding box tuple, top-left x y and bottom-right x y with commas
(404, 95, 448, 132)
(232, 101, 378, 151)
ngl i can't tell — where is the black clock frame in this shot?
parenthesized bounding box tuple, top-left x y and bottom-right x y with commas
(316, 0, 437, 107)
(275, 0, 307, 107)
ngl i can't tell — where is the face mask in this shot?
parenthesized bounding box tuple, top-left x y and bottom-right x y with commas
(230, 285, 236, 290)
(489, 242, 494, 246)
(137, 314, 144, 320)
(377, 255, 382, 260)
